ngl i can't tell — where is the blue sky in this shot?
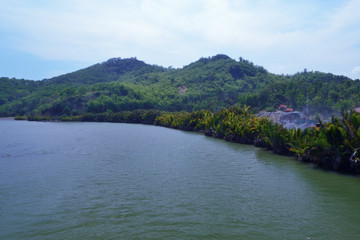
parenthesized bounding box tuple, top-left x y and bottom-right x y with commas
(0, 0, 359, 80)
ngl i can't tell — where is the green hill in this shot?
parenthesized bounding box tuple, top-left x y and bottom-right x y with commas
(1, 54, 359, 117)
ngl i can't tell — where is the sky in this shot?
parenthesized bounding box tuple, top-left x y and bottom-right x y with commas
(0, 0, 359, 80)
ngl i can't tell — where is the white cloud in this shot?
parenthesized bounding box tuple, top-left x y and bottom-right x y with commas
(0, 0, 359, 78)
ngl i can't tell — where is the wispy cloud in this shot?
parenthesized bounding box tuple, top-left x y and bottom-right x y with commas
(0, 0, 359, 79)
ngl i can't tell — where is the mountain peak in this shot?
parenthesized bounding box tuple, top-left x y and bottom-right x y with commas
(210, 54, 231, 60)
(104, 57, 146, 67)
(198, 54, 232, 63)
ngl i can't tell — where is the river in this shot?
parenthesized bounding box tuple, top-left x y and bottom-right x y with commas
(1, 120, 360, 239)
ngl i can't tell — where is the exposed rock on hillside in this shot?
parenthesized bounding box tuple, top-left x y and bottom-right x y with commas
(257, 111, 316, 129)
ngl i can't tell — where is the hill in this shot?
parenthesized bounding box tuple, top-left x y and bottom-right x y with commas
(0, 54, 359, 117)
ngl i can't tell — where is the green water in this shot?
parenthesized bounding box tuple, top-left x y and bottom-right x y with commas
(1, 120, 360, 239)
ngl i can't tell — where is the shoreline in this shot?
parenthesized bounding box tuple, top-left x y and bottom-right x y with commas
(10, 109, 360, 176)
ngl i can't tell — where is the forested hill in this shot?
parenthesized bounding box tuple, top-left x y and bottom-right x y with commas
(48, 57, 165, 85)
(0, 54, 359, 117)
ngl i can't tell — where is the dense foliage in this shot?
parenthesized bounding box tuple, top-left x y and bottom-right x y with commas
(2, 54, 359, 118)
(239, 71, 360, 116)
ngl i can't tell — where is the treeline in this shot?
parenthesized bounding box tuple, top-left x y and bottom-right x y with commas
(17, 106, 360, 175)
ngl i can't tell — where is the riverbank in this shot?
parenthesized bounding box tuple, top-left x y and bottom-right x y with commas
(13, 107, 360, 175)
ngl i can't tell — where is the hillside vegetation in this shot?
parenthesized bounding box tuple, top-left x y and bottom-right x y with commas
(1, 54, 360, 117)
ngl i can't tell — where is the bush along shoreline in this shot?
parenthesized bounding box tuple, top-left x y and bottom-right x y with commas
(15, 106, 360, 175)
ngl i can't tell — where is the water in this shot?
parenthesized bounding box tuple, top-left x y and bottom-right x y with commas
(1, 120, 360, 239)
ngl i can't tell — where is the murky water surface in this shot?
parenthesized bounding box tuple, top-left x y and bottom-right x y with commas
(1, 120, 360, 239)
